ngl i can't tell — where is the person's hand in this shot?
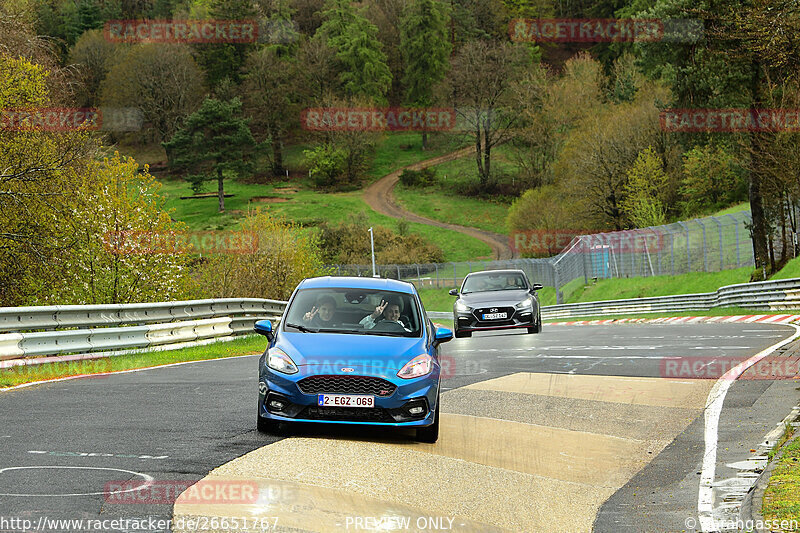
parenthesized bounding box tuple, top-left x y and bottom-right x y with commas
(372, 299, 388, 318)
(303, 307, 318, 321)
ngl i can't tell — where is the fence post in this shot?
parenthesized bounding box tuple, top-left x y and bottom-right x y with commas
(435, 264, 439, 288)
(337, 265, 341, 276)
(356, 265, 360, 276)
(712, 216, 723, 270)
(453, 263, 457, 287)
(582, 236, 589, 284)
(697, 219, 708, 272)
(728, 214, 741, 267)
(670, 232, 675, 275)
(554, 267, 561, 304)
(396, 265, 401, 279)
(416, 264, 421, 284)
(679, 221, 690, 273)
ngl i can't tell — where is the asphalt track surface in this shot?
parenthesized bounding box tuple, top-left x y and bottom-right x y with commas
(0, 323, 797, 532)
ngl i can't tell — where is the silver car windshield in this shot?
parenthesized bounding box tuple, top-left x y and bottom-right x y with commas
(462, 273, 527, 294)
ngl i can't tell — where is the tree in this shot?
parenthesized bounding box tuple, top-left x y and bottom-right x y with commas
(400, 0, 451, 149)
(316, 0, 392, 102)
(195, 210, 325, 300)
(680, 143, 745, 215)
(621, 146, 669, 228)
(195, 0, 258, 89)
(241, 47, 297, 176)
(21, 153, 195, 304)
(448, 40, 531, 190)
(510, 53, 605, 188)
(0, 50, 93, 305)
(69, 29, 120, 106)
(100, 43, 204, 142)
(554, 84, 673, 230)
(163, 98, 256, 212)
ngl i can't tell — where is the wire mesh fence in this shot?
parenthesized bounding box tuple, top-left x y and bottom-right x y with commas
(327, 211, 756, 303)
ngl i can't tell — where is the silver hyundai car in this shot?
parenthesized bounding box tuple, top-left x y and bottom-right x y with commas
(449, 269, 543, 338)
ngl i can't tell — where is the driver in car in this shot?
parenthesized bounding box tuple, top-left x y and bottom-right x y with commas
(360, 297, 410, 331)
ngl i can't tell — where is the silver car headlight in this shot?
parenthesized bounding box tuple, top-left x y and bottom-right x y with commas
(515, 298, 533, 309)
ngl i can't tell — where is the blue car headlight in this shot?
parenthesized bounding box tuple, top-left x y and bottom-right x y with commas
(397, 354, 434, 379)
(267, 347, 299, 374)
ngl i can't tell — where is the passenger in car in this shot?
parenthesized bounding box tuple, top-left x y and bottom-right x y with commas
(302, 295, 339, 327)
(359, 296, 410, 331)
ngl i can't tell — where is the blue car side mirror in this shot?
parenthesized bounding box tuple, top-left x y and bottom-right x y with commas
(254, 319, 273, 341)
(433, 327, 453, 345)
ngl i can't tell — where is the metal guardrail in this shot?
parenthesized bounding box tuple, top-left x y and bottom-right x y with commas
(427, 278, 800, 320)
(540, 278, 800, 319)
(3, 278, 799, 363)
(0, 299, 287, 362)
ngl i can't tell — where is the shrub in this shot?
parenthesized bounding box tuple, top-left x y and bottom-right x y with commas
(194, 210, 326, 300)
(399, 167, 436, 187)
(318, 212, 444, 265)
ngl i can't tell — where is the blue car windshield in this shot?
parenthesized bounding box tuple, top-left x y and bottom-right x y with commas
(284, 288, 423, 337)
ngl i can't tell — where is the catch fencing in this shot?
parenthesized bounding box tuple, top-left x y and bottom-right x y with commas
(330, 211, 756, 303)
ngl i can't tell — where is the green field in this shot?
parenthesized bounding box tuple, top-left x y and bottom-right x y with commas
(392, 146, 517, 233)
(395, 186, 511, 234)
(364, 132, 466, 182)
(159, 177, 491, 262)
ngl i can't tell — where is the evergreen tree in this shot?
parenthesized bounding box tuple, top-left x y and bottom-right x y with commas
(400, 0, 451, 149)
(163, 98, 256, 212)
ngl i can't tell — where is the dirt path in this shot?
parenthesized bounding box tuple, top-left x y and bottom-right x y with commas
(363, 146, 516, 260)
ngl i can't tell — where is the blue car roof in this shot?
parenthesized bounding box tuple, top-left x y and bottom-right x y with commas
(299, 276, 417, 294)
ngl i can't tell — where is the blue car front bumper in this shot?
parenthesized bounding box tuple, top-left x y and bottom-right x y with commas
(258, 366, 440, 427)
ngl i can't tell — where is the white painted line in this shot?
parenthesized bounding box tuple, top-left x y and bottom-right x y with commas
(0, 353, 260, 393)
(0, 466, 153, 497)
(697, 324, 800, 532)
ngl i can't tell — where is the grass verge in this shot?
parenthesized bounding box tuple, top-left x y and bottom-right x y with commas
(0, 335, 266, 389)
(762, 431, 800, 525)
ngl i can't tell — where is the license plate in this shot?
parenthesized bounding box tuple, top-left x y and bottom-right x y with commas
(317, 394, 375, 408)
(482, 312, 507, 320)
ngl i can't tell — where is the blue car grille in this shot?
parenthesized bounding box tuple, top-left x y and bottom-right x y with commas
(297, 375, 396, 397)
(298, 405, 395, 423)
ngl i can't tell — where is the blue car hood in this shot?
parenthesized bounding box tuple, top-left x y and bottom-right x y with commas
(278, 332, 426, 371)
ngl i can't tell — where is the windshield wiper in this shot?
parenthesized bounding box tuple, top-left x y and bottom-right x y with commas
(284, 323, 318, 333)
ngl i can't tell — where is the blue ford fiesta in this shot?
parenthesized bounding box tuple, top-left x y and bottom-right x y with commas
(254, 276, 453, 442)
